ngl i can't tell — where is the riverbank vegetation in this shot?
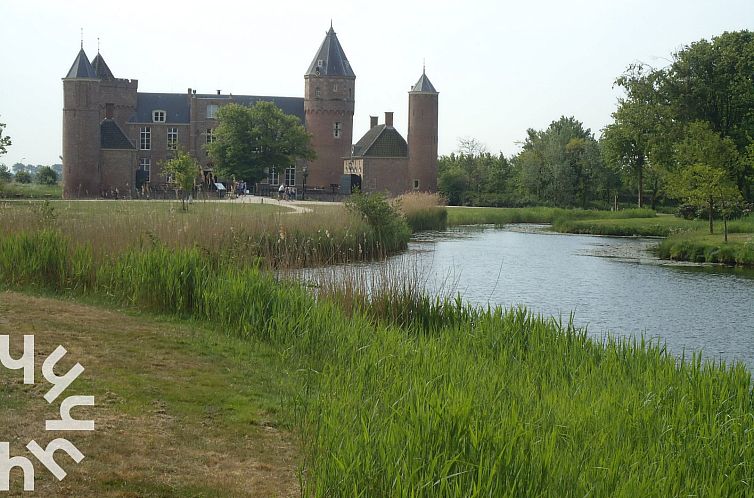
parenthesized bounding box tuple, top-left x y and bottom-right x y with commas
(0, 198, 410, 267)
(395, 191, 448, 232)
(2, 228, 753, 496)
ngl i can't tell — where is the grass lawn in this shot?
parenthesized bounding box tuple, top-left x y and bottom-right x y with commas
(0, 291, 299, 497)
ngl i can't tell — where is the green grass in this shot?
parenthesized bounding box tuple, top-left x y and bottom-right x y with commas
(552, 214, 705, 237)
(447, 206, 656, 226)
(0, 181, 62, 198)
(3, 229, 754, 496)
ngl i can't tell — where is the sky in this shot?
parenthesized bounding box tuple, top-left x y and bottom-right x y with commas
(0, 0, 752, 168)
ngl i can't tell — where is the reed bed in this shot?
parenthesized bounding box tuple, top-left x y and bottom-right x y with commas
(2, 229, 754, 496)
(395, 192, 449, 232)
(0, 200, 408, 267)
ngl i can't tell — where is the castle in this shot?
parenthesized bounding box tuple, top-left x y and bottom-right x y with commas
(62, 26, 438, 199)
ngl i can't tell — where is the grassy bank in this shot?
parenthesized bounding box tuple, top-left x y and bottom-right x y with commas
(448, 206, 754, 266)
(447, 206, 656, 227)
(0, 291, 299, 496)
(2, 229, 753, 496)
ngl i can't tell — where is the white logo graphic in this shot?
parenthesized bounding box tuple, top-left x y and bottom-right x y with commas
(0, 335, 94, 491)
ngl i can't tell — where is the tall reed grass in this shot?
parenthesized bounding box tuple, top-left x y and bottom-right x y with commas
(2, 229, 753, 496)
(0, 201, 408, 268)
(395, 192, 449, 232)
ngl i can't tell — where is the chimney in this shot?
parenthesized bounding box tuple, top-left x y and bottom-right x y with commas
(188, 87, 192, 95)
(370, 116, 378, 128)
(217, 89, 221, 95)
(385, 112, 394, 128)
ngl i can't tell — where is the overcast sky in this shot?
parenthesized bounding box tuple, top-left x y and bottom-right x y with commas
(0, 0, 752, 167)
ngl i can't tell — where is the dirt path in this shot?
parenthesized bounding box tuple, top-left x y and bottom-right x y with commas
(0, 291, 299, 497)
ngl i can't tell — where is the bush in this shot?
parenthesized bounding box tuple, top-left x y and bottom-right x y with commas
(36, 166, 58, 185)
(345, 191, 411, 252)
(14, 170, 31, 183)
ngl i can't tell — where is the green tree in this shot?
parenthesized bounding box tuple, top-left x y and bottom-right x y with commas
(14, 170, 31, 184)
(0, 120, 10, 156)
(36, 166, 58, 185)
(437, 164, 469, 205)
(162, 149, 200, 211)
(601, 64, 678, 208)
(207, 101, 315, 183)
(513, 116, 607, 207)
(668, 122, 742, 239)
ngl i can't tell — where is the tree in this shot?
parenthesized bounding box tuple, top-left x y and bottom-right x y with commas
(668, 122, 742, 239)
(207, 101, 315, 183)
(601, 64, 677, 208)
(513, 116, 607, 207)
(36, 166, 58, 185)
(0, 120, 10, 156)
(14, 170, 31, 184)
(162, 149, 200, 211)
(0, 164, 12, 183)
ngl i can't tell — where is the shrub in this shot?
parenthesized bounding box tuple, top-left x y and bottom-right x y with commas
(345, 191, 411, 252)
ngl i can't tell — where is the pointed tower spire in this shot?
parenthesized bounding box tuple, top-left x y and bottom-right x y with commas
(65, 47, 97, 79)
(411, 68, 438, 94)
(305, 25, 355, 77)
(92, 52, 114, 80)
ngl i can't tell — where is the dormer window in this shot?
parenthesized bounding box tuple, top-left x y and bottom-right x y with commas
(317, 59, 324, 68)
(152, 110, 166, 123)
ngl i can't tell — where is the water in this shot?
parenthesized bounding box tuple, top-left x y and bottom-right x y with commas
(320, 225, 754, 370)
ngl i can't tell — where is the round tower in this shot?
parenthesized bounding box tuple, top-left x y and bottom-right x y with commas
(62, 47, 101, 198)
(304, 26, 355, 189)
(407, 69, 439, 192)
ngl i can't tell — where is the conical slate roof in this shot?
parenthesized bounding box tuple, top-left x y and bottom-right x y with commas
(65, 48, 97, 79)
(92, 53, 115, 80)
(306, 26, 355, 78)
(411, 70, 437, 93)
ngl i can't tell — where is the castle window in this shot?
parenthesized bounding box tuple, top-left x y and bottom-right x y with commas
(207, 105, 219, 119)
(206, 128, 215, 144)
(315, 87, 321, 98)
(106, 103, 114, 119)
(333, 83, 338, 92)
(140, 127, 151, 150)
(139, 158, 150, 181)
(413, 179, 420, 190)
(317, 59, 323, 68)
(333, 122, 342, 139)
(285, 166, 296, 187)
(152, 110, 166, 123)
(167, 128, 178, 150)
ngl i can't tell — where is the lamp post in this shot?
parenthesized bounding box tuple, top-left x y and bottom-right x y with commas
(301, 166, 308, 201)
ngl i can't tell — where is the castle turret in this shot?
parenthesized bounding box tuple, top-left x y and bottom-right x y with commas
(304, 26, 355, 188)
(407, 68, 439, 192)
(62, 47, 101, 198)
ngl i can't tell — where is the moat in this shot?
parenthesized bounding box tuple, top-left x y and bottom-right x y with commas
(314, 224, 754, 370)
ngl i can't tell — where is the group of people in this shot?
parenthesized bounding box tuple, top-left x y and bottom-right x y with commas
(278, 183, 296, 201)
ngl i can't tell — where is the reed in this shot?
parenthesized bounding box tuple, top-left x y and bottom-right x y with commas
(395, 192, 449, 232)
(0, 200, 408, 268)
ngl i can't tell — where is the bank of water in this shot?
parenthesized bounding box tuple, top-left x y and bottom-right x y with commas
(308, 224, 754, 370)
